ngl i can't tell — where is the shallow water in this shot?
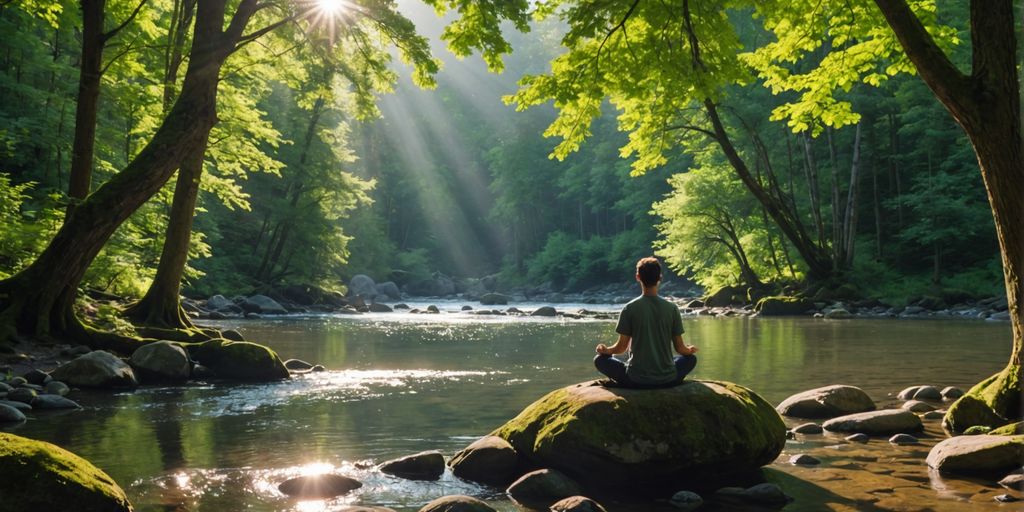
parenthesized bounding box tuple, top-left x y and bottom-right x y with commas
(2, 308, 1015, 511)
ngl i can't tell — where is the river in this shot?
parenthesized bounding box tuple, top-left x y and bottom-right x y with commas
(1, 303, 1013, 511)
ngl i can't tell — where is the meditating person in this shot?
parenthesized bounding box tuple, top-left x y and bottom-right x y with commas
(594, 257, 698, 387)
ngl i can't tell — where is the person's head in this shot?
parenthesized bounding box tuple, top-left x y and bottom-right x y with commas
(635, 257, 662, 288)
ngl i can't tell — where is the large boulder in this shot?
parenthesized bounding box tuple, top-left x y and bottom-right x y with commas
(490, 380, 785, 494)
(480, 293, 509, 306)
(130, 341, 191, 383)
(704, 286, 744, 307)
(776, 385, 875, 418)
(241, 295, 287, 314)
(755, 296, 814, 316)
(822, 409, 923, 435)
(375, 281, 402, 300)
(449, 435, 520, 486)
(348, 275, 378, 299)
(0, 433, 132, 511)
(206, 294, 235, 310)
(186, 339, 289, 382)
(50, 350, 138, 389)
(406, 273, 456, 297)
(926, 435, 1024, 474)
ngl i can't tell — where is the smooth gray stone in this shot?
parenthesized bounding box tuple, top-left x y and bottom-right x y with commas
(32, 394, 81, 409)
(789, 454, 821, 465)
(668, 491, 702, 511)
(889, 433, 919, 445)
(0, 403, 26, 422)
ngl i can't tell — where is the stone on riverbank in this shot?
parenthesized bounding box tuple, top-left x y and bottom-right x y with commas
(990, 422, 1024, 435)
(889, 433, 919, 445)
(776, 385, 875, 418)
(789, 454, 820, 465)
(0, 399, 31, 411)
(45, 380, 69, 396)
(418, 495, 496, 512)
(278, 474, 361, 498)
(491, 380, 785, 493)
(187, 339, 289, 382)
(901, 400, 936, 413)
(130, 341, 191, 383)
(0, 433, 132, 511)
(792, 422, 823, 434)
(284, 359, 314, 371)
(926, 435, 1024, 474)
(480, 293, 509, 305)
(0, 403, 26, 422)
(449, 435, 520, 486)
(551, 496, 607, 512)
(844, 433, 869, 443)
(32, 394, 81, 409)
(530, 306, 557, 317)
(822, 409, 923, 435)
(7, 387, 36, 404)
(241, 295, 288, 314)
(941, 386, 965, 400)
(50, 350, 138, 389)
(943, 364, 1022, 434)
(368, 303, 393, 313)
(379, 450, 445, 480)
(755, 296, 814, 316)
(506, 469, 583, 507)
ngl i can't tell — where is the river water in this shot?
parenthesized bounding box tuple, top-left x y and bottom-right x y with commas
(1, 303, 1014, 511)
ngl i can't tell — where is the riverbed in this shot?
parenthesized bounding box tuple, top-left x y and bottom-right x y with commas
(1, 306, 1014, 511)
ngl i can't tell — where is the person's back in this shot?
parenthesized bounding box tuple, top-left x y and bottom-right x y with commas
(594, 257, 698, 387)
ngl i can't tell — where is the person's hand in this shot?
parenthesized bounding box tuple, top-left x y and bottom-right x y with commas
(688, 345, 699, 355)
(595, 343, 610, 355)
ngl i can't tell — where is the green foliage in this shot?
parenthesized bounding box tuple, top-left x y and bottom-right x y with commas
(0, 175, 63, 278)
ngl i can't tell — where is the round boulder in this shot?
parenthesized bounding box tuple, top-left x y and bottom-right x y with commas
(418, 495, 495, 512)
(926, 435, 1024, 474)
(131, 341, 191, 383)
(941, 386, 965, 400)
(492, 380, 786, 493)
(506, 469, 583, 507)
(0, 403, 26, 423)
(530, 306, 558, 317)
(823, 409, 923, 435)
(669, 491, 703, 511)
(449, 435, 520, 486)
(480, 293, 509, 306)
(347, 274, 378, 299)
(186, 340, 289, 382)
(278, 474, 361, 498)
(550, 496, 608, 512)
(901, 400, 936, 413)
(0, 433, 132, 511)
(32, 395, 81, 410)
(50, 350, 138, 389)
(241, 295, 287, 315)
(912, 386, 943, 400)
(776, 385, 876, 419)
(379, 450, 445, 481)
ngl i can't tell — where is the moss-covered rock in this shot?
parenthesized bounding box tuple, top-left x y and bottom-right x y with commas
(926, 435, 1024, 474)
(0, 433, 133, 511)
(186, 339, 289, 382)
(704, 286, 744, 307)
(490, 380, 785, 494)
(755, 296, 815, 316)
(990, 421, 1024, 435)
(943, 364, 1021, 434)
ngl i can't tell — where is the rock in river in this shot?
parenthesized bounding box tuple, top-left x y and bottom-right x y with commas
(926, 435, 1024, 474)
(550, 496, 608, 512)
(278, 474, 361, 498)
(131, 341, 191, 383)
(530, 306, 557, 317)
(418, 495, 496, 512)
(50, 350, 138, 389)
(0, 432, 133, 511)
(379, 450, 445, 480)
(186, 339, 289, 382)
(0, 403, 26, 423)
(506, 469, 583, 507)
(489, 380, 785, 493)
(449, 435, 520, 486)
(823, 409, 923, 435)
(776, 385, 875, 418)
(241, 295, 288, 314)
(32, 394, 81, 409)
(901, 400, 936, 413)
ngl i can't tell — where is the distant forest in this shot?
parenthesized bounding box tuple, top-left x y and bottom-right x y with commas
(0, 0, 999, 304)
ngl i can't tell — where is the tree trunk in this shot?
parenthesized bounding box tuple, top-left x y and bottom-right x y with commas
(67, 0, 106, 206)
(826, 128, 843, 264)
(802, 133, 827, 249)
(0, 0, 260, 351)
(842, 123, 862, 267)
(874, 0, 1021, 428)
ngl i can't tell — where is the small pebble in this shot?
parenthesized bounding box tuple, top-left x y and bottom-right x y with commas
(889, 434, 918, 445)
(845, 433, 869, 443)
(789, 454, 821, 465)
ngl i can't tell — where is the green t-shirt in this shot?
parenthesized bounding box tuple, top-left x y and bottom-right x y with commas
(615, 295, 684, 385)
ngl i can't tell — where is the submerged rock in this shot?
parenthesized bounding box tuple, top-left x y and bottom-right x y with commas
(0, 432, 133, 511)
(506, 469, 583, 507)
(32, 394, 81, 409)
(379, 450, 445, 481)
(822, 409, 923, 435)
(50, 350, 137, 389)
(551, 495, 607, 512)
(776, 385, 875, 418)
(491, 380, 785, 493)
(926, 435, 1024, 474)
(187, 339, 289, 382)
(0, 403, 26, 422)
(130, 341, 191, 383)
(449, 435, 520, 486)
(278, 474, 361, 498)
(669, 490, 703, 511)
(418, 495, 496, 512)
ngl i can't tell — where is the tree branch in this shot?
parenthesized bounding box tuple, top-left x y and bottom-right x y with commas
(102, 0, 149, 42)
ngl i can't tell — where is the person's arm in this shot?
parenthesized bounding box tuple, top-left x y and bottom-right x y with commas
(673, 335, 698, 356)
(596, 334, 631, 355)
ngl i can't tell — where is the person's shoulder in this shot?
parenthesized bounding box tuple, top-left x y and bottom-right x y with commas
(624, 295, 646, 307)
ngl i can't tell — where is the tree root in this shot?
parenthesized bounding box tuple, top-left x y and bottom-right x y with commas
(943, 363, 1022, 434)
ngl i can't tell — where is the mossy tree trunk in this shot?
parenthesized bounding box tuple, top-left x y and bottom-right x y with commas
(875, 0, 1023, 429)
(0, 0, 263, 352)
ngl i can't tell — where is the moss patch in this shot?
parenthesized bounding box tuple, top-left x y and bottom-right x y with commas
(943, 363, 1021, 434)
(755, 296, 814, 316)
(187, 339, 289, 381)
(0, 433, 132, 511)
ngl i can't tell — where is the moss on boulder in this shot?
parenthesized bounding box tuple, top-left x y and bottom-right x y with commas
(704, 286, 745, 307)
(0, 433, 133, 511)
(943, 364, 1021, 434)
(755, 296, 814, 316)
(186, 339, 289, 381)
(490, 380, 785, 494)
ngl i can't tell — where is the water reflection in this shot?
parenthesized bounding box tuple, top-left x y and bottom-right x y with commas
(1, 315, 1011, 511)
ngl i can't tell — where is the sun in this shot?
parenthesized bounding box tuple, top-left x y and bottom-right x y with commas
(314, 0, 348, 15)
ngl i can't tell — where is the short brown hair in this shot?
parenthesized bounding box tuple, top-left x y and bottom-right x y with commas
(636, 257, 661, 287)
